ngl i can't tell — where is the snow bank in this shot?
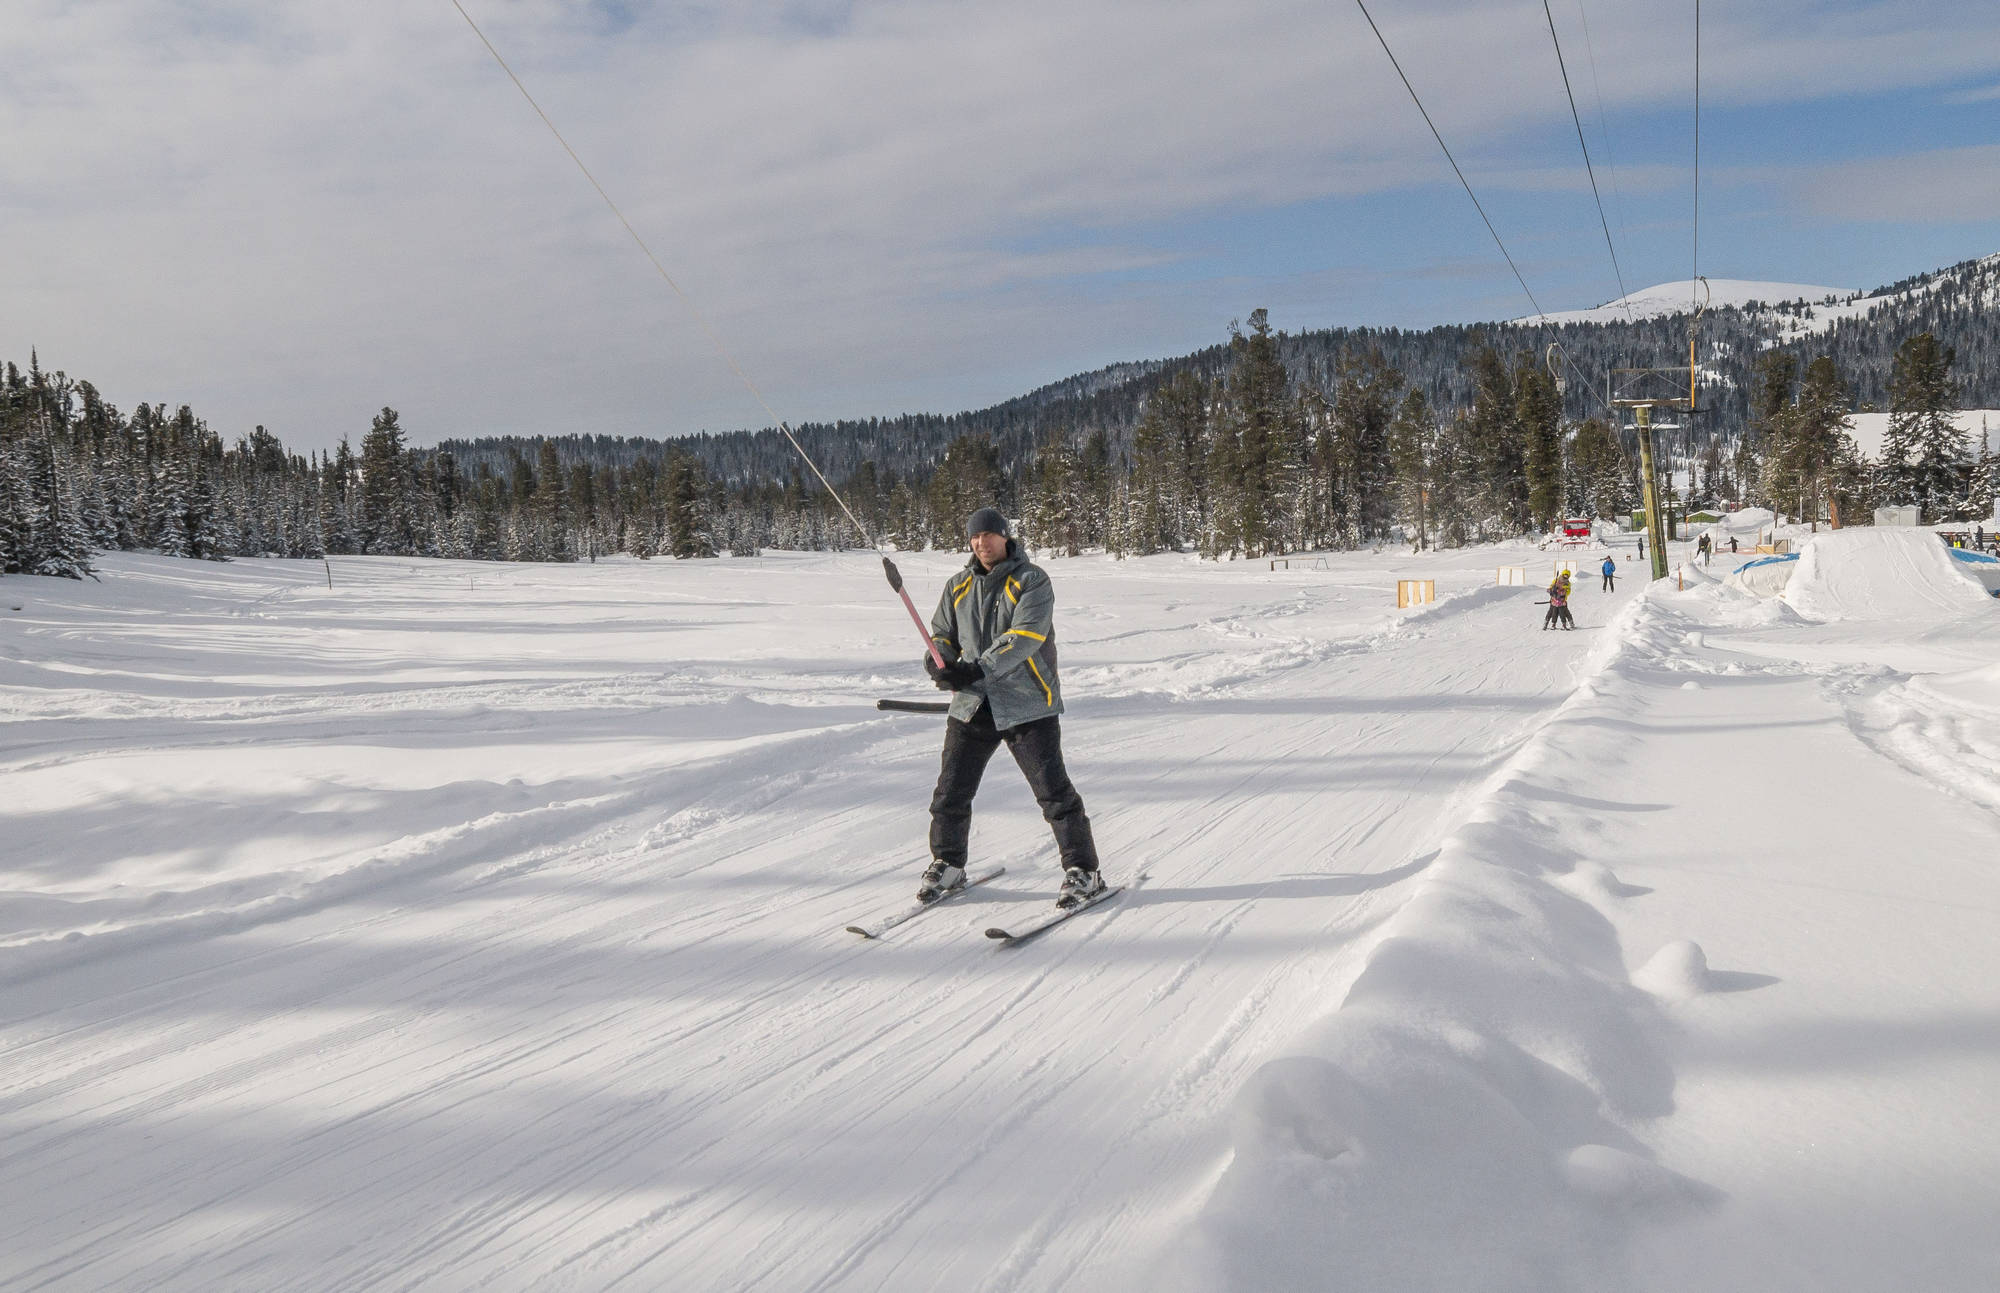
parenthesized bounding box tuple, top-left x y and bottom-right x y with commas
(1158, 593, 1693, 1292)
(1782, 528, 1993, 622)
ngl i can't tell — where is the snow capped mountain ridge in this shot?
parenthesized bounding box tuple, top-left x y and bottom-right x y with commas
(1526, 278, 1858, 325)
(1518, 251, 2000, 338)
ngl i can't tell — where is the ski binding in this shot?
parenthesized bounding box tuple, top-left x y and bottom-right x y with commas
(845, 866, 1006, 939)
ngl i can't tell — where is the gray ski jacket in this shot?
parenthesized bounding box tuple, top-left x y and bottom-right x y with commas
(928, 542, 1064, 730)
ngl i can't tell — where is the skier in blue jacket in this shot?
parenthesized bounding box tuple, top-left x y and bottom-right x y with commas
(918, 507, 1103, 909)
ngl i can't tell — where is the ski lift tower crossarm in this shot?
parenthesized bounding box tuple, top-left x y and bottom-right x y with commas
(1612, 368, 1690, 582)
(1612, 278, 1708, 581)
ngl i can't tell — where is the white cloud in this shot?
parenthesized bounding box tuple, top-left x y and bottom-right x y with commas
(1794, 144, 2000, 223)
(4, 0, 2000, 450)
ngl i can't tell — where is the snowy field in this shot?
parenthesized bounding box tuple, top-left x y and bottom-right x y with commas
(3, 532, 1997, 1291)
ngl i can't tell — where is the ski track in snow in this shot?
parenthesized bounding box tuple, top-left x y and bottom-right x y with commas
(8, 537, 1994, 1290)
(0, 548, 1600, 1290)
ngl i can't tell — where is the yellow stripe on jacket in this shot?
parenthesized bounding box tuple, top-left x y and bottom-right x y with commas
(1026, 657, 1053, 706)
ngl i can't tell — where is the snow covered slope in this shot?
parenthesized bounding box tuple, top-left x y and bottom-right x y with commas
(0, 546, 1610, 1290)
(1783, 528, 1995, 622)
(5, 537, 1999, 1290)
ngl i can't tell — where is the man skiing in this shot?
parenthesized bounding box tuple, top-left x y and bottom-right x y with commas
(918, 508, 1104, 910)
(1601, 553, 1616, 592)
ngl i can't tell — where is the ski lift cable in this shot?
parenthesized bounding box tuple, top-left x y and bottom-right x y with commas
(1350, 0, 1548, 322)
(1571, 0, 1633, 288)
(444, 0, 945, 667)
(1540, 0, 1633, 322)
(1691, 0, 1702, 312)
(1350, 1, 1613, 421)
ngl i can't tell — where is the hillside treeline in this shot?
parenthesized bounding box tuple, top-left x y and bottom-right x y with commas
(5, 259, 1996, 579)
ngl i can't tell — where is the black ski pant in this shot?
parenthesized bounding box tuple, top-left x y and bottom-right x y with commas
(1602, 573, 1614, 591)
(930, 707, 1099, 873)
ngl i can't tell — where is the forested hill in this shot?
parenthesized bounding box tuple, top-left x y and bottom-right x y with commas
(442, 252, 2000, 488)
(6, 251, 1995, 581)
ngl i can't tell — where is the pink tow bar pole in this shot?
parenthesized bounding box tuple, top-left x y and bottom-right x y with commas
(884, 557, 946, 669)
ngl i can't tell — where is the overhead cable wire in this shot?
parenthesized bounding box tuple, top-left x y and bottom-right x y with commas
(1542, 0, 1633, 322)
(444, 0, 877, 552)
(1572, 0, 1632, 280)
(1351, 0, 1548, 321)
(1350, 0, 1615, 416)
(1692, 0, 1701, 310)
(446, 0, 949, 667)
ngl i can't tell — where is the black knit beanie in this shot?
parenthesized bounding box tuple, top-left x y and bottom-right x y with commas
(966, 507, 1008, 538)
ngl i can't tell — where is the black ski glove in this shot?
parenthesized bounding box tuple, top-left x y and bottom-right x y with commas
(923, 652, 948, 682)
(933, 659, 983, 691)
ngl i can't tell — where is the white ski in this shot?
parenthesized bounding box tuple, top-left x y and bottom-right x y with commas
(983, 883, 1124, 945)
(845, 866, 1007, 939)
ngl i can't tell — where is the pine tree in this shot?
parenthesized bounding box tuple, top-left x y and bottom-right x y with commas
(1886, 332, 1967, 522)
(665, 450, 715, 557)
(1329, 349, 1402, 545)
(152, 452, 194, 558)
(1130, 372, 1209, 552)
(28, 435, 95, 578)
(1214, 309, 1292, 557)
(1464, 345, 1527, 538)
(928, 434, 1006, 550)
(1025, 431, 1081, 556)
(1569, 418, 1631, 520)
(1428, 413, 1478, 547)
(1763, 355, 1856, 530)
(360, 408, 414, 555)
(1388, 387, 1437, 548)
(1517, 361, 1564, 531)
(0, 429, 28, 576)
(1741, 350, 1797, 510)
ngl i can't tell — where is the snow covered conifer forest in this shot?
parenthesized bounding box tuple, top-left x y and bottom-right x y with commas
(6, 255, 2000, 581)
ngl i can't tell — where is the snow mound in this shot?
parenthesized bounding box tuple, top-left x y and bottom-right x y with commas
(1231, 1056, 1364, 1162)
(1634, 940, 1711, 999)
(1725, 553, 1798, 597)
(1781, 529, 1993, 622)
(1563, 1144, 1715, 1211)
(1562, 860, 1649, 902)
(1949, 546, 2000, 594)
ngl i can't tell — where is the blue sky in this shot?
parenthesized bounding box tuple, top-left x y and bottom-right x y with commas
(5, 0, 1999, 453)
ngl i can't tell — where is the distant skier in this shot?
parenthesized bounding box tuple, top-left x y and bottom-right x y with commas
(1601, 553, 1616, 592)
(1636, 533, 1647, 563)
(1544, 572, 1573, 630)
(1729, 535, 1739, 555)
(1697, 532, 1713, 566)
(918, 508, 1104, 910)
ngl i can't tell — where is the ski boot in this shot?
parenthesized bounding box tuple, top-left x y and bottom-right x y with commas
(916, 860, 966, 903)
(1056, 866, 1107, 910)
